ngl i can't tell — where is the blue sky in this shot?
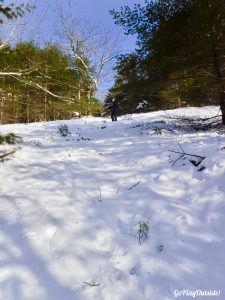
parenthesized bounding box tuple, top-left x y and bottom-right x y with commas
(19, 0, 146, 99)
(25, 0, 145, 50)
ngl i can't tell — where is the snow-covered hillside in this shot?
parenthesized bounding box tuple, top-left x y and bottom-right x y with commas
(0, 106, 224, 300)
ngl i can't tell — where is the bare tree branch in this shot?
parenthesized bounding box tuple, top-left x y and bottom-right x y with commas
(9, 75, 79, 102)
(56, 1, 121, 93)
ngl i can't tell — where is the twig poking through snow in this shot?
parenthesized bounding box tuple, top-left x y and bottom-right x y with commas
(178, 142, 185, 153)
(138, 221, 149, 245)
(83, 282, 100, 287)
(128, 179, 142, 190)
(0, 149, 17, 162)
(97, 185, 102, 201)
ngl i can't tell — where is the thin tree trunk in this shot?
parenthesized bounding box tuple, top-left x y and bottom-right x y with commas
(219, 90, 225, 124)
(210, 19, 225, 124)
(0, 94, 4, 124)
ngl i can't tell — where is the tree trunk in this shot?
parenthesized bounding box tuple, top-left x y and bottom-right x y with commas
(211, 53, 225, 124)
(219, 90, 225, 125)
(210, 24, 225, 124)
(0, 94, 4, 124)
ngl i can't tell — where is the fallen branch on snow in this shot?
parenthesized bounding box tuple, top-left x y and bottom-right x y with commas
(0, 149, 17, 162)
(128, 179, 142, 190)
(165, 111, 222, 131)
(169, 143, 205, 167)
(83, 282, 100, 287)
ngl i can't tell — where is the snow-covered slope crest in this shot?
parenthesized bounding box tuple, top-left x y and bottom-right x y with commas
(0, 106, 224, 300)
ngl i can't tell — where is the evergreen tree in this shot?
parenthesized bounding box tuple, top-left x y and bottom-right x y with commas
(0, 0, 34, 24)
(110, 0, 225, 122)
(0, 3, 102, 123)
(0, 41, 102, 123)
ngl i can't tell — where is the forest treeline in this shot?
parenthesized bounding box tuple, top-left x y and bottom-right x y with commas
(0, 1, 101, 124)
(105, 0, 225, 124)
(2, 1, 225, 124)
(0, 42, 101, 124)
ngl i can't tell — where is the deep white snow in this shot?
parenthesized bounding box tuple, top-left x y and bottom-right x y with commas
(0, 106, 224, 300)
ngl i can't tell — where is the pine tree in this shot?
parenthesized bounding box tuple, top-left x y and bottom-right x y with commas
(0, 0, 34, 24)
(110, 0, 225, 122)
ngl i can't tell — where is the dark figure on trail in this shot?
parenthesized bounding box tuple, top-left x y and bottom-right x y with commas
(110, 99, 118, 122)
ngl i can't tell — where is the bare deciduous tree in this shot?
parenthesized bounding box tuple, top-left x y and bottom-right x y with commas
(56, 1, 121, 114)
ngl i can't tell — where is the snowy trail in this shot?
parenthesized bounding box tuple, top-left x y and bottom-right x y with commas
(0, 107, 225, 299)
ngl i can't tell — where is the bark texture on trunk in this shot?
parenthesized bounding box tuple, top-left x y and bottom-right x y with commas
(219, 90, 225, 125)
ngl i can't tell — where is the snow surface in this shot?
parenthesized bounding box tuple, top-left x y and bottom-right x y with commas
(0, 106, 225, 300)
